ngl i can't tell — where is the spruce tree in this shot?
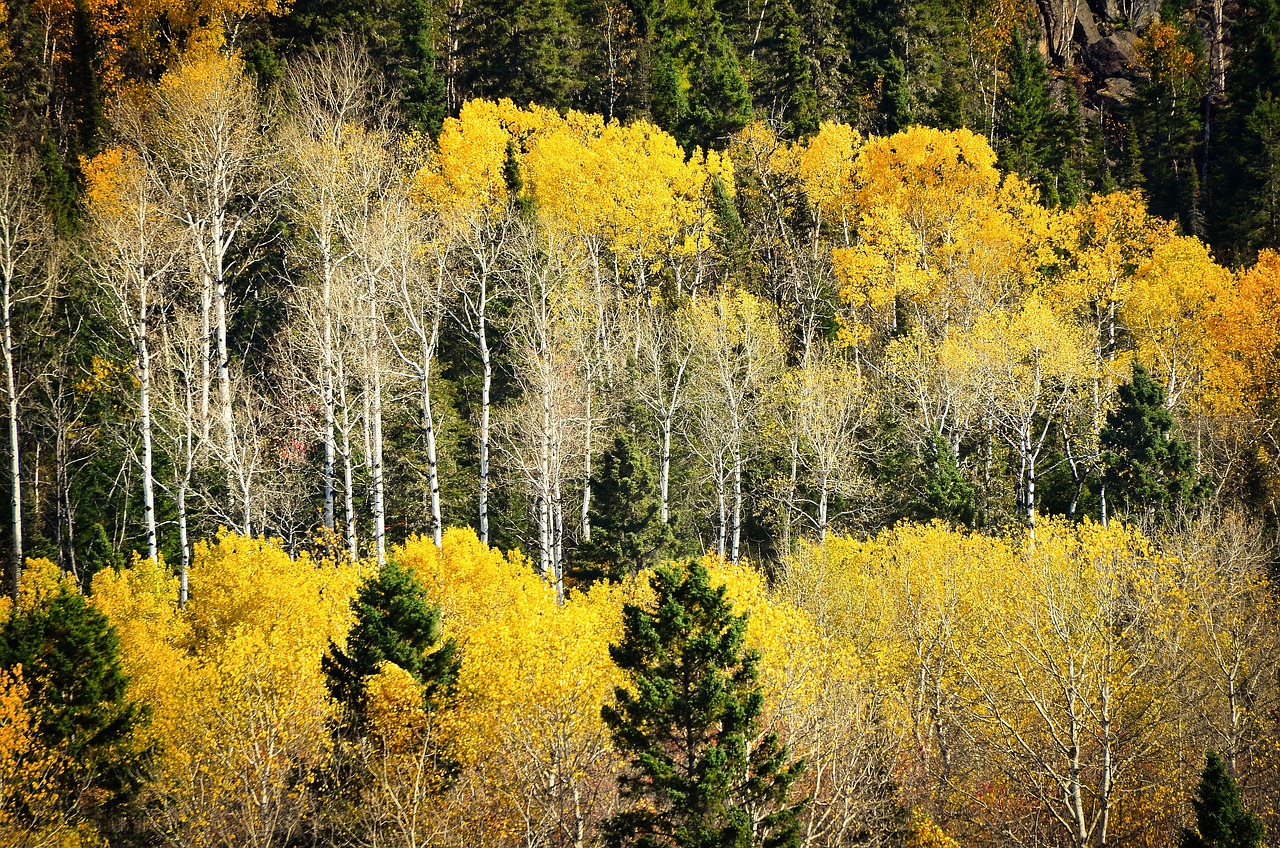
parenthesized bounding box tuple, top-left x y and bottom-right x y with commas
(0, 580, 148, 831)
(1099, 362, 1198, 521)
(647, 0, 753, 150)
(324, 559, 460, 723)
(602, 560, 804, 848)
(997, 30, 1053, 191)
(1179, 752, 1264, 848)
(575, 431, 674, 582)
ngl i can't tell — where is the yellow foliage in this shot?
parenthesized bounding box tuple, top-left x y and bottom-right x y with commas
(907, 810, 962, 848)
(92, 533, 364, 848)
(1125, 234, 1234, 410)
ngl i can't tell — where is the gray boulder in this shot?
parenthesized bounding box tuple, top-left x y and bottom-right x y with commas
(1084, 31, 1140, 78)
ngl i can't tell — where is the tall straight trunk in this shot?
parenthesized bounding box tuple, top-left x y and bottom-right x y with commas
(137, 327, 158, 560)
(3, 283, 20, 593)
(215, 272, 235, 469)
(581, 385, 592, 541)
(1024, 432, 1036, 529)
(322, 269, 336, 531)
(553, 472, 564, 605)
(478, 297, 491, 544)
(177, 484, 189, 607)
(339, 357, 357, 559)
(731, 422, 743, 565)
(369, 290, 386, 565)
(716, 456, 727, 560)
(421, 325, 443, 549)
(540, 380, 553, 580)
(200, 279, 212, 444)
(659, 419, 672, 524)
(818, 477, 829, 543)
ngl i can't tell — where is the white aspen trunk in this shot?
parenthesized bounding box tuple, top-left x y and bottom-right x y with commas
(553, 473, 565, 606)
(422, 328, 443, 549)
(3, 282, 20, 584)
(177, 484, 189, 607)
(581, 385, 592, 541)
(660, 417, 672, 524)
(137, 321, 158, 561)
(337, 353, 358, 558)
(1025, 433, 1036, 529)
(716, 457, 727, 560)
(214, 229, 235, 470)
(540, 380, 553, 580)
(818, 475, 829, 544)
(478, 291, 491, 544)
(322, 267, 336, 531)
(200, 278, 212, 444)
(731, 423, 743, 565)
(369, 292, 386, 566)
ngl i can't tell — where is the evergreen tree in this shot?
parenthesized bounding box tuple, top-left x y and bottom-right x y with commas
(1099, 362, 1198, 521)
(997, 30, 1057, 201)
(602, 560, 804, 848)
(324, 559, 460, 723)
(647, 0, 753, 150)
(1209, 0, 1280, 261)
(399, 0, 447, 136)
(1130, 10, 1206, 232)
(1179, 752, 1265, 848)
(916, 435, 976, 527)
(575, 431, 674, 582)
(0, 579, 148, 831)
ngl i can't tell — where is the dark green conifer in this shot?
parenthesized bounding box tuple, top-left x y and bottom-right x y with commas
(0, 581, 149, 830)
(602, 560, 804, 848)
(576, 431, 674, 582)
(1179, 752, 1264, 848)
(1099, 362, 1198, 521)
(324, 560, 460, 723)
(997, 30, 1053, 189)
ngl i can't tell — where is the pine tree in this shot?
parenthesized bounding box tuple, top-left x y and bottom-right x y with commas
(647, 0, 753, 150)
(1179, 752, 1265, 848)
(0, 578, 148, 831)
(602, 560, 804, 848)
(575, 431, 674, 582)
(324, 559, 460, 723)
(1208, 0, 1280, 261)
(1099, 362, 1198, 521)
(997, 30, 1053, 191)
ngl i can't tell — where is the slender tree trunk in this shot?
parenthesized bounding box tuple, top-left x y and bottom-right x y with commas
(731, 419, 743, 564)
(421, 325, 443, 549)
(818, 476, 829, 544)
(138, 326, 158, 560)
(3, 283, 20, 591)
(660, 416, 672, 524)
(201, 278, 212, 444)
(581, 385, 592, 541)
(339, 361, 357, 559)
(1025, 433, 1036, 529)
(322, 269, 336, 532)
(478, 296, 492, 544)
(369, 293, 386, 565)
(716, 456, 727, 560)
(178, 484, 189, 606)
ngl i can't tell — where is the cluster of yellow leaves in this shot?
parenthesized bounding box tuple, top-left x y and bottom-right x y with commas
(0, 665, 99, 848)
(415, 99, 727, 266)
(92, 536, 364, 848)
(779, 517, 1280, 847)
(394, 528, 624, 842)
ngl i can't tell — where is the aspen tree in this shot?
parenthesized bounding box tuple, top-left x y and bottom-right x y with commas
(0, 156, 51, 598)
(84, 147, 179, 562)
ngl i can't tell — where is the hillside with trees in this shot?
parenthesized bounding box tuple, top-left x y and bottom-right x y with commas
(4, 1, 1280, 846)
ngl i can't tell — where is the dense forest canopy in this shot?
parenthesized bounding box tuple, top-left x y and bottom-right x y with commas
(4, 0, 1280, 847)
